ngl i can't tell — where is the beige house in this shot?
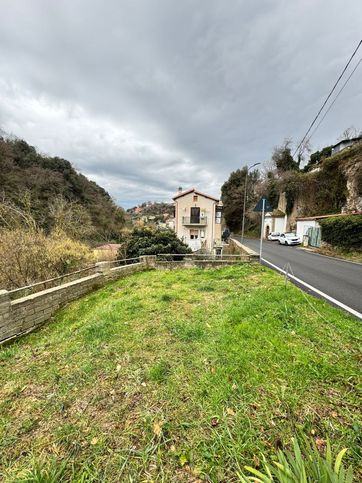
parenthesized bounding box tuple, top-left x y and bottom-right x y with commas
(172, 188, 223, 252)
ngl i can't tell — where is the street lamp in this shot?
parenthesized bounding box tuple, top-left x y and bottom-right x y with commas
(241, 162, 261, 245)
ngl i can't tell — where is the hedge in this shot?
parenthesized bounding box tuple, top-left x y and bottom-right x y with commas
(118, 227, 192, 258)
(319, 215, 362, 249)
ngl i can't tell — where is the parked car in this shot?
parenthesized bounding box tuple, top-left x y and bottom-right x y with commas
(278, 232, 301, 246)
(267, 232, 280, 241)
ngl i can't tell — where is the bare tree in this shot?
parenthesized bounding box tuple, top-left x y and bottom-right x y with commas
(0, 191, 37, 230)
(297, 138, 312, 168)
(48, 195, 95, 239)
(338, 126, 361, 141)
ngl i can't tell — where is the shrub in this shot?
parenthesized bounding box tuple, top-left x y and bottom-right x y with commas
(46, 229, 94, 274)
(319, 215, 362, 249)
(118, 227, 191, 258)
(0, 228, 94, 289)
(240, 437, 353, 482)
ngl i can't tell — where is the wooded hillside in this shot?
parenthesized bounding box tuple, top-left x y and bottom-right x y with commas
(264, 142, 362, 220)
(0, 136, 125, 242)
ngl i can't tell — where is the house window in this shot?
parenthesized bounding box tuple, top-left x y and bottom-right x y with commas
(193, 195, 198, 202)
(190, 229, 199, 239)
(215, 206, 222, 224)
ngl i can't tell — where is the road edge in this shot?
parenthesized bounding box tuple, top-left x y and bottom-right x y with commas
(261, 257, 362, 321)
(297, 247, 362, 266)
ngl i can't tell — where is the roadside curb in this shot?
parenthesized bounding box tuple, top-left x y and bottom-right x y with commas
(297, 247, 362, 266)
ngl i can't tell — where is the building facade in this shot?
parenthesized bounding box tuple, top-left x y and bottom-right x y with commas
(331, 136, 362, 155)
(296, 212, 361, 247)
(173, 188, 223, 252)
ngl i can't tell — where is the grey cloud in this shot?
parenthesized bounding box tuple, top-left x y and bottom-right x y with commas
(0, 0, 361, 207)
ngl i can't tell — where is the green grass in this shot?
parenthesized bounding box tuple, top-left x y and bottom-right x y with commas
(0, 265, 361, 482)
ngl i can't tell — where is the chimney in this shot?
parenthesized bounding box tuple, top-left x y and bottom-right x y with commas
(177, 186, 183, 193)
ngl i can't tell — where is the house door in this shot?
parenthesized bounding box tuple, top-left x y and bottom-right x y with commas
(190, 207, 200, 224)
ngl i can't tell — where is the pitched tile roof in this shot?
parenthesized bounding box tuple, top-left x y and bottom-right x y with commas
(172, 187, 220, 202)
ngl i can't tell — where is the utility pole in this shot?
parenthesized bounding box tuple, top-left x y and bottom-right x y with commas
(241, 162, 260, 245)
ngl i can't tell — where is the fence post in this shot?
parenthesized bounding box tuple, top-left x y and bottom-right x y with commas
(140, 255, 157, 269)
(95, 261, 112, 275)
(0, 290, 12, 342)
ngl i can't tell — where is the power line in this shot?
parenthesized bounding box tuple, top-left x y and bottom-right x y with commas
(309, 57, 362, 141)
(293, 39, 362, 157)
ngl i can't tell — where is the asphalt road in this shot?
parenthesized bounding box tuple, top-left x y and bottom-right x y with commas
(233, 237, 362, 316)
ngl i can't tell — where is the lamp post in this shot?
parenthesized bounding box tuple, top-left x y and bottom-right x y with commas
(241, 162, 261, 245)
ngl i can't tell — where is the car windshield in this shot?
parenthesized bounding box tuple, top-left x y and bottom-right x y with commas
(285, 232, 297, 236)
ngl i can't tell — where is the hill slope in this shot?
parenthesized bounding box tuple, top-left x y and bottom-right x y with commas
(0, 136, 125, 242)
(265, 142, 362, 222)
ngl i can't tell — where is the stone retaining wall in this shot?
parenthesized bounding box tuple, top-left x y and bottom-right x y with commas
(155, 259, 250, 269)
(0, 254, 254, 344)
(0, 260, 148, 344)
(229, 238, 259, 258)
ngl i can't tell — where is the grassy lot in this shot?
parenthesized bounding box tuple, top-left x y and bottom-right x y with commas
(0, 264, 361, 481)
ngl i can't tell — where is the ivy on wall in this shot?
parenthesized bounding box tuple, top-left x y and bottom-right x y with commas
(266, 152, 350, 217)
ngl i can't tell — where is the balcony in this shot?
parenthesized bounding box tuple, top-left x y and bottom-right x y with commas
(182, 216, 207, 226)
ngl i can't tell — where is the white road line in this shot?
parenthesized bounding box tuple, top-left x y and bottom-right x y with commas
(261, 257, 362, 321)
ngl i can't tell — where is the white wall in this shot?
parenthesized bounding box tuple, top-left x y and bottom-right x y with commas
(296, 220, 318, 239)
(264, 215, 287, 237)
(274, 217, 286, 233)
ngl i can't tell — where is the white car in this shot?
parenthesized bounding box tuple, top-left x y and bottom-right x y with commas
(278, 232, 301, 246)
(267, 232, 280, 241)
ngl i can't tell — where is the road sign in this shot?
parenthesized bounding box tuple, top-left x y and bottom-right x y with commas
(253, 197, 272, 213)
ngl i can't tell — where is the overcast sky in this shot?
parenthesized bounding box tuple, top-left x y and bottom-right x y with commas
(0, 1, 361, 208)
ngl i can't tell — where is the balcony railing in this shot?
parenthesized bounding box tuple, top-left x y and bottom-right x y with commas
(182, 216, 207, 225)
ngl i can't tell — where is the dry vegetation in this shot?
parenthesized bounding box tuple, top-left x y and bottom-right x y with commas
(0, 228, 94, 289)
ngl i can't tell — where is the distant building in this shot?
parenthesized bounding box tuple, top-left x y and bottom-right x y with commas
(331, 136, 362, 155)
(263, 193, 288, 237)
(172, 188, 223, 252)
(166, 218, 175, 230)
(296, 212, 362, 246)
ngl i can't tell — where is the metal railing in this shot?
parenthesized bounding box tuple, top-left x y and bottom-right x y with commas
(8, 265, 98, 300)
(7, 257, 142, 300)
(5, 253, 250, 301)
(182, 216, 207, 225)
(156, 253, 249, 262)
(107, 257, 141, 268)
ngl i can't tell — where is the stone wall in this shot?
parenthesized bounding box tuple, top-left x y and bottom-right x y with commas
(155, 258, 250, 269)
(229, 238, 259, 259)
(0, 254, 254, 344)
(0, 260, 148, 344)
